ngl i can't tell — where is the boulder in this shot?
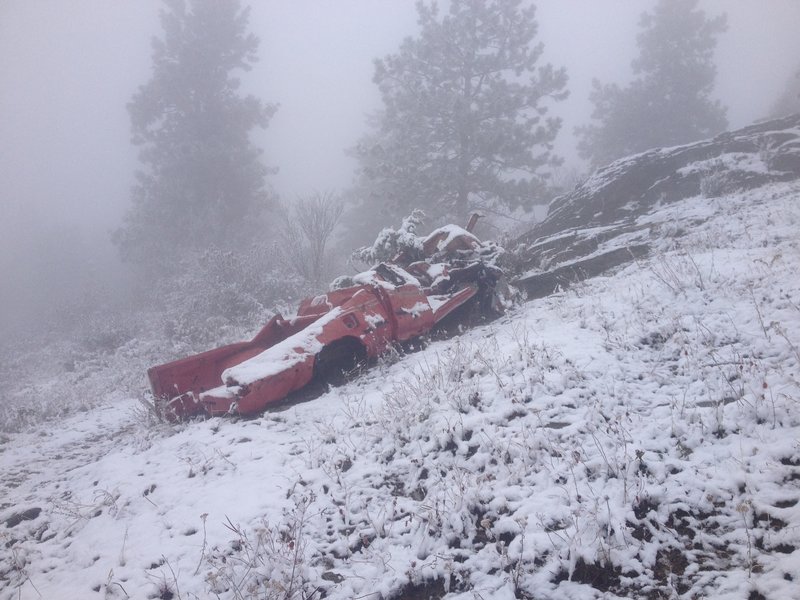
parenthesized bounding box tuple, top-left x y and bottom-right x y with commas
(512, 114, 800, 297)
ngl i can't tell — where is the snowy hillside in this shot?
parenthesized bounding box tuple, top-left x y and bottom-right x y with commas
(2, 178, 800, 599)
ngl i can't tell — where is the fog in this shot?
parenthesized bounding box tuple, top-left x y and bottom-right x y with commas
(1, 0, 799, 335)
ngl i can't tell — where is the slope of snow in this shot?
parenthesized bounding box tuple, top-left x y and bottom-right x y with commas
(2, 181, 800, 599)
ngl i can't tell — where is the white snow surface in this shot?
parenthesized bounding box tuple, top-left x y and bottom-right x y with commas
(428, 294, 454, 314)
(2, 181, 800, 599)
(424, 224, 480, 252)
(221, 308, 341, 387)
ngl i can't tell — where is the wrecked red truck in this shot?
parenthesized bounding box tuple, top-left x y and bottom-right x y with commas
(148, 218, 508, 421)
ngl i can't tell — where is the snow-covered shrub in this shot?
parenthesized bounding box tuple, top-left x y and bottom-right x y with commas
(155, 243, 306, 348)
(351, 209, 426, 266)
(205, 493, 317, 600)
(647, 251, 709, 295)
(699, 161, 737, 198)
(77, 311, 140, 355)
(756, 136, 780, 170)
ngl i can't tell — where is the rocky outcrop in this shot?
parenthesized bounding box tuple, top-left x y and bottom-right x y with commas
(512, 114, 800, 297)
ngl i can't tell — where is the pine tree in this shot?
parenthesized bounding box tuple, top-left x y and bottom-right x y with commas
(114, 0, 276, 273)
(578, 0, 728, 168)
(349, 0, 567, 236)
(771, 63, 800, 118)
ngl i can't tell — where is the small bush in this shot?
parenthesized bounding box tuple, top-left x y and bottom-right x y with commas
(206, 494, 316, 599)
(700, 167, 735, 198)
(155, 244, 307, 347)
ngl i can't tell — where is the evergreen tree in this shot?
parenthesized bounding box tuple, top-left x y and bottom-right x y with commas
(114, 0, 275, 274)
(578, 0, 728, 168)
(770, 63, 800, 118)
(349, 0, 567, 237)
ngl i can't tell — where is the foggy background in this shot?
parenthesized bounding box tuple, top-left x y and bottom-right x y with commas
(1, 0, 799, 335)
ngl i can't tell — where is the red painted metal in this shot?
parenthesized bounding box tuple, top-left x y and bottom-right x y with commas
(147, 313, 316, 420)
(148, 268, 479, 421)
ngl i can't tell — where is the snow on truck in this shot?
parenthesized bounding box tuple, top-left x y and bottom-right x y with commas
(148, 215, 510, 421)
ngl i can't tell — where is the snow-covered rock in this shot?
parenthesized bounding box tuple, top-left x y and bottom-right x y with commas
(513, 114, 800, 301)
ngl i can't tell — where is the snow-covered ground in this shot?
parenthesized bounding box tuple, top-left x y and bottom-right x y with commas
(2, 181, 799, 599)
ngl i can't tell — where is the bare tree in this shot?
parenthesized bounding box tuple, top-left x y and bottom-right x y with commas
(277, 192, 344, 289)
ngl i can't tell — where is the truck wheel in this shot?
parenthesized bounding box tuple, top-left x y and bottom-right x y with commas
(314, 337, 367, 386)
